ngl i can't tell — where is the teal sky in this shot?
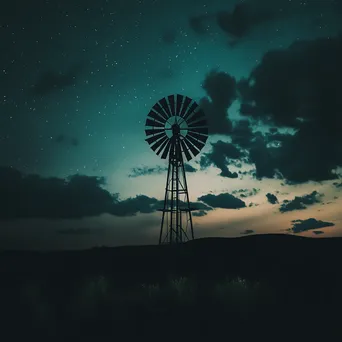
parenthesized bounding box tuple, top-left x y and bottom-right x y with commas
(1, 0, 342, 250)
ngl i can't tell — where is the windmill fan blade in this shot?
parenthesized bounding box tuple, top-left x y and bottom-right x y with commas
(156, 137, 170, 155)
(185, 133, 205, 151)
(187, 131, 208, 144)
(183, 137, 200, 157)
(180, 140, 192, 161)
(176, 94, 184, 116)
(159, 97, 172, 118)
(188, 119, 207, 128)
(145, 128, 165, 136)
(188, 127, 209, 135)
(186, 109, 206, 125)
(146, 118, 165, 128)
(179, 96, 192, 118)
(153, 103, 169, 120)
(146, 132, 166, 145)
(167, 95, 176, 116)
(183, 102, 199, 121)
(161, 140, 172, 159)
(147, 110, 167, 124)
(151, 135, 168, 151)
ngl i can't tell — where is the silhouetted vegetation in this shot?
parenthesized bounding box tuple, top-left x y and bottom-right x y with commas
(1, 234, 342, 340)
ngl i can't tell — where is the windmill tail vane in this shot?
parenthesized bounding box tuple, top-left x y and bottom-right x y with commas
(145, 94, 209, 245)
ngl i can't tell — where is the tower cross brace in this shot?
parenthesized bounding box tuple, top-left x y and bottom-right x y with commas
(158, 135, 195, 245)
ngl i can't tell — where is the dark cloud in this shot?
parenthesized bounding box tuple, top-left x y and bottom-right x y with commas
(232, 188, 260, 198)
(54, 134, 79, 147)
(239, 169, 256, 178)
(230, 160, 242, 168)
(198, 193, 246, 209)
(184, 164, 197, 173)
(128, 165, 168, 178)
(266, 193, 278, 204)
(248, 134, 276, 179)
(238, 35, 342, 183)
(312, 230, 324, 235)
(0, 166, 162, 220)
(289, 218, 334, 234)
(279, 191, 323, 213)
(56, 227, 105, 235)
(188, 14, 210, 35)
(240, 229, 254, 235)
(192, 210, 208, 217)
(188, 2, 278, 44)
(31, 64, 84, 96)
(200, 69, 237, 135)
(200, 140, 244, 178)
(216, 2, 275, 40)
(230, 120, 254, 149)
(112, 195, 159, 216)
(153, 200, 213, 213)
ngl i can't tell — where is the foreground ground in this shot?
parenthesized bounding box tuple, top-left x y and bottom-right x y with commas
(1, 234, 342, 341)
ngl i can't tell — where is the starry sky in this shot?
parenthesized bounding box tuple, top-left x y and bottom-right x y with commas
(1, 0, 342, 250)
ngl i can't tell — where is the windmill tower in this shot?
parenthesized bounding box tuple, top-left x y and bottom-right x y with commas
(145, 94, 209, 245)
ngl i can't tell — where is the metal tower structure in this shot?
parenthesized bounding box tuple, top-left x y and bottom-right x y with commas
(145, 94, 209, 244)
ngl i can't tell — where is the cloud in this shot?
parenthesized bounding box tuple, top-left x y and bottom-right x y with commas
(193, 1, 330, 45)
(200, 68, 237, 135)
(188, 14, 211, 35)
(184, 164, 197, 173)
(230, 120, 254, 149)
(289, 218, 334, 233)
(192, 210, 208, 217)
(266, 193, 278, 204)
(216, 2, 275, 40)
(198, 193, 246, 209)
(238, 35, 342, 183)
(54, 134, 79, 147)
(188, 1, 279, 44)
(0, 166, 214, 221)
(0, 166, 161, 220)
(31, 64, 84, 96)
(312, 230, 324, 235)
(153, 199, 213, 213)
(333, 181, 342, 188)
(279, 191, 323, 213)
(128, 165, 168, 178)
(232, 188, 260, 198)
(248, 134, 276, 179)
(200, 140, 244, 178)
(240, 229, 254, 235)
(112, 195, 159, 216)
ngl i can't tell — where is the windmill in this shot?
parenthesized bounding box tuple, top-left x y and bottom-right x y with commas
(145, 94, 209, 245)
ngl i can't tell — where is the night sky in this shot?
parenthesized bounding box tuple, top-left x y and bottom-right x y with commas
(1, 0, 342, 250)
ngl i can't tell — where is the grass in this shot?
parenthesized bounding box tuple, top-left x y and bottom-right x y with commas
(1, 272, 342, 341)
(0, 274, 277, 340)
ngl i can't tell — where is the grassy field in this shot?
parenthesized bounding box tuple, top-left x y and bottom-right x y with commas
(2, 235, 342, 341)
(1, 272, 341, 341)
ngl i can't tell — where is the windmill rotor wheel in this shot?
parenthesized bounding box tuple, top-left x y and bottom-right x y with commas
(145, 94, 209, 161)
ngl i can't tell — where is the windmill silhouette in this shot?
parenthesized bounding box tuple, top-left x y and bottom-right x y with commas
(145, 94, 209, 244)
